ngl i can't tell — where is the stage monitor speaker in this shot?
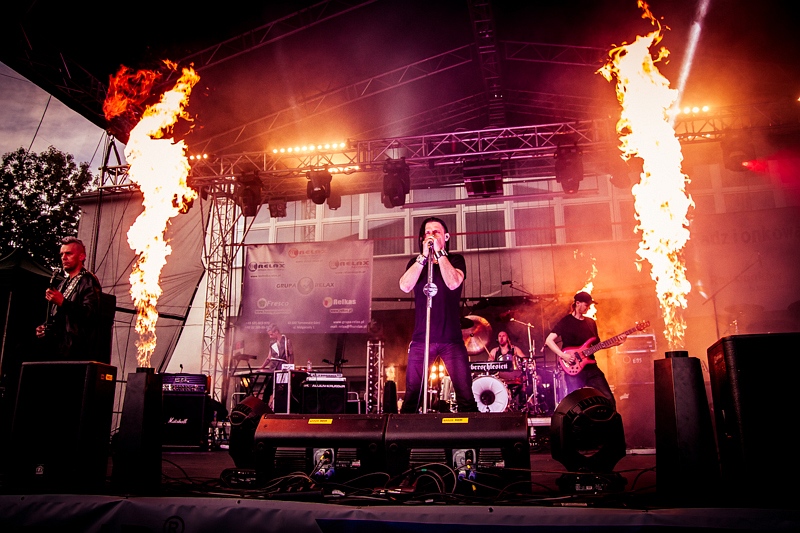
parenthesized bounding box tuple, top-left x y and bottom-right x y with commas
(229, 395, 273, 468)
(9, 361, 116, 493)
(654, 353, 719, 504)
(302, 380, 346, 414)
(162, 393, 208, 450)
(272, 370, 308, 414)
(382, 380, 398, 414)
(707, 333, 799, 506)
(253, 414, 387, 485)
(384, 412, 531, 496)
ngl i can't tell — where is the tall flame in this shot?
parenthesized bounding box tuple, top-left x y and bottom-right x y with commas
(106, 62, 199, 367)
(598, 1, 692, 349)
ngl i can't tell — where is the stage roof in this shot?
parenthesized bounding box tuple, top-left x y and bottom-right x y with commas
(2, 0, 797, 163)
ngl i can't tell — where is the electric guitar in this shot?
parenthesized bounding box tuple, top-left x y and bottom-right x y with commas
(558, 321, 650, 376)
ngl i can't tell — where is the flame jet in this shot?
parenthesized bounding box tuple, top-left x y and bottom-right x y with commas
(598, 2, 693, 349)
(105, 63, 199, 367)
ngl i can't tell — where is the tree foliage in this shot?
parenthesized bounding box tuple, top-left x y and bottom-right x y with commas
(0, 146, 93, 268)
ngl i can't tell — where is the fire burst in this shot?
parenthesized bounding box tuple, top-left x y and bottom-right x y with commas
(598, 2, 692, 349)
(105, 63, 199, 367)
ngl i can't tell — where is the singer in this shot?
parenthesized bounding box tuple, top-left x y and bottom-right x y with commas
(398, 217, 478, 413)
(35, 237, 102, 360)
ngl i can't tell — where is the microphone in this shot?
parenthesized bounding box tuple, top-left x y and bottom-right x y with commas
(501, 280, 514, 285)
(49, 268, 60, 289)
(428, 240, 434, 250)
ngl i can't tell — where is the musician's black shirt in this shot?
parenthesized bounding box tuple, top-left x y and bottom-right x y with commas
(550, 314, 600, 360)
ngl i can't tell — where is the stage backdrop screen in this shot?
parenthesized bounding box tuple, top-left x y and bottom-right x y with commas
(240, 241, 373, 333)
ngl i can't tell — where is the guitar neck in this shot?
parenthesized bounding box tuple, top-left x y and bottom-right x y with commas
(584, 325, 640, 356)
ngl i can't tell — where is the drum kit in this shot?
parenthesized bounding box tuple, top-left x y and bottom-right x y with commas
(431, 314, 557, 415)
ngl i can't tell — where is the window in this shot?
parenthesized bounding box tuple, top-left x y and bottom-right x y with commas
(564, 203, 612, 243)
(514, 207, 555, 246)
(368, 219, 405, 256)
(465, 210, 505, 249)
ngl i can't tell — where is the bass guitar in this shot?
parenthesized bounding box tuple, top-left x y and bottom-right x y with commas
(558, 321, 650, 376)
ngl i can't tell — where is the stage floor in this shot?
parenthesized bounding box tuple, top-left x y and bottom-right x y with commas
(2, 429, 799, 532)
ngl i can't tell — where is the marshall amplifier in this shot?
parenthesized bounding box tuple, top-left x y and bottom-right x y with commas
(302, 373, 347, 414)
(161, 373, 210, 450)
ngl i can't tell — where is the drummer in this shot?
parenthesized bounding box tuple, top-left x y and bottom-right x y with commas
(488, 331, 527, 408)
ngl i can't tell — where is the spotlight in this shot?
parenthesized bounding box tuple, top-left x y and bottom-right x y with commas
(721, 132, 755, 172)
(550, 387, 626, 476)
(306, 170, 332, 205)
(381, 157, 410, 208)
(236, 170, 262, 217)
(555, 142, 584, 194)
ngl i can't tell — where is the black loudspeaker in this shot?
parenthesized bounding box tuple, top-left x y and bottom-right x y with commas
(302, 381, 347, 414)
(112, 368, 162, 494)
(654, 353, 719, 504)
(162, 393, 208, 450)
(253, 414, 386, 485)
(384, 412, 530, 496)
(9, 361, 116, 493)
(614, 383, 655, 449)
(383, 380, 398, 414)
(229, 395, 273, 468)
(707, 333, 799, 506)
(272, 370, 308, 414)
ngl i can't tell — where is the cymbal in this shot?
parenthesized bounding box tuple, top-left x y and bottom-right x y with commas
(725, 304, 764, 316)
(462, 314, 492, 355)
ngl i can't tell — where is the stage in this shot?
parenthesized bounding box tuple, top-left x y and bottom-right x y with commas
(1, 419, 798, 532)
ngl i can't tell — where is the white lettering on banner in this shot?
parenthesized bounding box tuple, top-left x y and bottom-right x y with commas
(330, 308, 354, 314)
(257, 298, 290, 308)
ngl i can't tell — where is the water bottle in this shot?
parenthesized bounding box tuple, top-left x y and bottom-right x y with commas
(306, 359, 312, 372)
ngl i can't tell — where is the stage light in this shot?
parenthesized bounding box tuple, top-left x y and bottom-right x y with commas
(550, 388, 627, 491)
(306, 169, 332, 205)
(236, 170, 262, 217)
(463, 159, 503, 197)
(382, 157, 410, 208)
(721, 132, 755, 172)
(555, 142, 584, 194)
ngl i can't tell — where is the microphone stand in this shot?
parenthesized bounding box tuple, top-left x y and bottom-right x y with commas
(421, 243, 437, 414)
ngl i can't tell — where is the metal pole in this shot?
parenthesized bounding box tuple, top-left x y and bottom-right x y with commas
(421, 244, 438, 414)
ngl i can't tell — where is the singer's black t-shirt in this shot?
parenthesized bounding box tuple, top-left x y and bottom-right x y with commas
(405, 253, 466, 344)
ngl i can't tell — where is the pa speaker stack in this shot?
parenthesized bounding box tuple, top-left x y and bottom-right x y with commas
(10, 361, 116, 493)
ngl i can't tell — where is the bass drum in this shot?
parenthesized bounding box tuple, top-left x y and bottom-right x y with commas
(472, 375, 509, 412)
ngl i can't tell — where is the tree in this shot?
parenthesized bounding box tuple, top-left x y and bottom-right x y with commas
(0, 146, 93, 267)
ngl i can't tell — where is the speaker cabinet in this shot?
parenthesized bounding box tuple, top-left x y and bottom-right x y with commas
(162, 393, 208, 450)
(614, 382, 655, 449)
(707, 333, 799, 505)
(112, 368, 162, 494)
(302, 380, 346, 414)
(9, 361, 116, 493)
(253, 414, 387, 484)
(272, 370, 308, 414)
(654, 354, 719, 503)
(384, 412, 530, 495)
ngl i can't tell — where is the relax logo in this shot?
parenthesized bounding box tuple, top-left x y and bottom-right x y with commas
(247, 261, 285, 272)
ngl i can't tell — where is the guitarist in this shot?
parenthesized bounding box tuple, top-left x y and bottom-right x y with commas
(35, 237, 102, 361)
(544, 291, 625, 409)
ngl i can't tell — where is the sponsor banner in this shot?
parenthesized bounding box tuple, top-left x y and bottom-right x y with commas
(240, 241, 373, 333)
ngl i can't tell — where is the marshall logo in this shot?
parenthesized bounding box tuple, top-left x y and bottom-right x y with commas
(167, 417, 189, 425)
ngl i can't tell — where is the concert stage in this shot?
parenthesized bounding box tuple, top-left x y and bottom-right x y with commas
(1, 420, 797, 532)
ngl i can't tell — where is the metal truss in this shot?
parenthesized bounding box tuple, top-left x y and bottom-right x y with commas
(199, 187, 240, 402)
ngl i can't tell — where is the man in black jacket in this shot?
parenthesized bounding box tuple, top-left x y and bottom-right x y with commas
(36, 237, 102, 360)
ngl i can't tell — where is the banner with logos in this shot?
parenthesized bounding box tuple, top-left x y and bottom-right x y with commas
(240, 241, 373, 333)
